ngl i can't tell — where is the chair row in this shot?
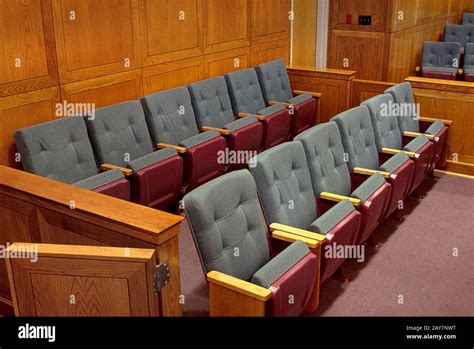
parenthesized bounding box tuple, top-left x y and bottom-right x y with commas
(462, 12, 474, 25)
(182, 82, 451, 316)
(418, 41, 474, 80)
(14, 60, 320, 211)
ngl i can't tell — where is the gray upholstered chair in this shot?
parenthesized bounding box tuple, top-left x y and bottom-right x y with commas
(14, 116, 130, 201)
(419, 41, 461, 80)
(254, 59, 320, 137)
(188, 76, 263, 171)
(224, 68, 291, 149)
(84, 100, 183, 210)
(462, 12, 474, 25)
(140, 87, 226, 192)
(444, 24, 474, 52)
(249, 142, 362, 283)
(385, 82, 450, 169)
(183, 170, 322, 316)
(463, 43, 474, 81)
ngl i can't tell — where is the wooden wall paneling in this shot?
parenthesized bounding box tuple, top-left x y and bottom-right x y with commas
(416, 0, 435, 25)
(60, 69, 143, 109)
(251, 0, 291, 44)
(7, 243, 159, 316)
(331, 0, 387, 32)
(140, 0, 202, 66)
(142, 57, 204, 95)
(0, 87, 60, 169)
(0, 0, 58, 97)
(390, 0, 418, 32)
(251, 40, 290, 66)
(387, 29, 414, 82)
(292, 0, 317, 66)
(287, 67, 356, 123)
(434, 0, 450, 20)
(330, 30, 387, 80)
(203, 0, 250, 54)
(351, 79, 396, 107)
(204, 47, 250, 78)
(52, 0, 141, 83)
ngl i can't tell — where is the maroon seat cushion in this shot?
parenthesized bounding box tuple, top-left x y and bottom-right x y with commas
(226, 121, 263, 171)
(421, 70, 457, 80)
(259, 107, 291, 149)
(92, 178, 130, 202)
(290, 97, 317, 138)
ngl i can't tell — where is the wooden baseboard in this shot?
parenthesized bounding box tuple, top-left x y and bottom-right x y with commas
(443, 160, 474, 177)
(434, 169, 474, 179)
(0, 295, 14, 316)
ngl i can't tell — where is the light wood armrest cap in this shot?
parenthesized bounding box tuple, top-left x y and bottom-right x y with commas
(381, 148, 418, 159)
(320, 192, 361, 207)
(293, 90, 322, 98)
(100, 163, 133, 176)
(353, 167, 391, 179)
(207, 271, 271, 301)
(201, 126, 232, 136)
(238, 112, 265, 121)
(417, 116, 453, 126)
(271, 230, 320, 249)
(403, 131, 435, 140)
(269, 100, 293, 108)
(269, 223, 326, 242)
(156, 143, 187, 154)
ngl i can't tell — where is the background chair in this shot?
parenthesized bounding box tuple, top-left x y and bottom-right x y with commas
(225, 68, 291, 149)
(463, 43, 474, 81)
(419, 41, 461, 80)
(249, 142, 362, 283)
(255, 59, 320, 138)
(462, 13, 474, 25)
(184, 170, 322, 316)
(85, 101, 183, 210)
(385, 82, 450, 169)
(14, 116, 130, 201)
(188, 76, 263, 171)
(140, 87, 226, 192)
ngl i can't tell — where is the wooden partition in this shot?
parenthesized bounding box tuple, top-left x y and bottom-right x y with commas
(328, 0, 474, 82)
(0, 165, 183, 316)
(0, 0, 291, 169)
(287, 66, 356, 123)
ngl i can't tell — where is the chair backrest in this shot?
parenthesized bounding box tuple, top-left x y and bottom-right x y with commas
(444, 25, 474, 47)
(464, 43, 474, 72)
(421, 41, 461, 70)
(331, 106, 380, 171)
(14, 116, 98, 184)
(224, 68, 267, 114)
(250, 142, 317, 230)
(294, 123, 352, 197)
(362, 93, 403, 150)
(254, 59, 293, 103)
(462, 13, 474, 25)
(85, 101, 154, 167)
(187, 76, 235, 129)
(183, 170, 270, 280)
(385, 82, 419, 133)
(140, 87, 200, 145)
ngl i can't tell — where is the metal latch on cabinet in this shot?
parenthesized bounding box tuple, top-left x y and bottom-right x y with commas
(153, 261, 170, 295)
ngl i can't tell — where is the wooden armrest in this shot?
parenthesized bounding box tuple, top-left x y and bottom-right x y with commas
(403, 131, 436, 141)
(415, 66, 421, 76)
(381, 147, 418, 159)
(269, 101, 293, 108)
(238, 112, 265, 121)
(201, 126, 232, 136)
(293, 90, 322, 99)
(269, 223, 326, 242)
(207, 271, 271, 301)
(417, 116, 452, 126)
(458, 68, 464, 75)
(353, 167, 391, 179)
(100, 163, 133, 176)
(271, 230, 320, 249)
(156, 143, 187, 154)
(319, 192, 361, 207)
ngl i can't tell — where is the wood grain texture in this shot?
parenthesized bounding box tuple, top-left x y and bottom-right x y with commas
(331, 0, 388, 32)
(204, 47, 250, 77)
(251, 40, 290, 66)
(0, 0, 59, 97)
(7, 243, 157, 316)
(251, 0, 291, 43)
(292, 0, 317, 66)
(288, 66, 355, 123)
(209, 282, 267, 316)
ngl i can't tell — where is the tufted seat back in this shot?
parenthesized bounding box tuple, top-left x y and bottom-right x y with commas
(85, 101, 154, 167)
(331, 106, 380, 171)
(385, 82, 420, 133)
(225, 68, 267, 114)
(444, 24, 474, 48)
(254, 59, 294, 103)
(183, 170, 270, 280)
(421, 41, 461, 71)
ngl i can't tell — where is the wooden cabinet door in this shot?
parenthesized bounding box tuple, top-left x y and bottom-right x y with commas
(6, 243, 159, 316)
